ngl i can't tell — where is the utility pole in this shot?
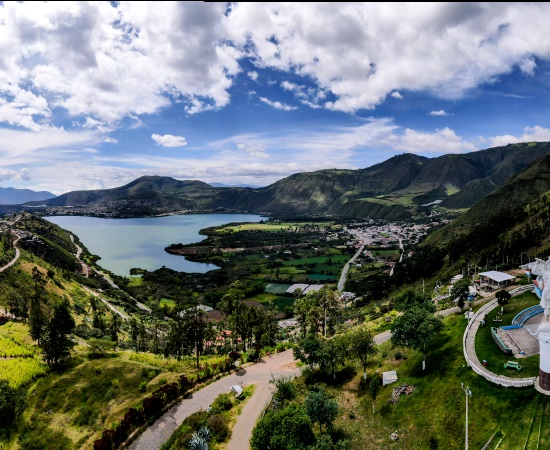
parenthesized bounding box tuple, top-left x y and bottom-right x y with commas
(461, 383, 472, 450)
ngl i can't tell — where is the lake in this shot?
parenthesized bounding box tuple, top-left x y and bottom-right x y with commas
(44, 214, 267, 276)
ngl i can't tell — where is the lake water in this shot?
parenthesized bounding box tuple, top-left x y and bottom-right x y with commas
(44, 214, 266, 276)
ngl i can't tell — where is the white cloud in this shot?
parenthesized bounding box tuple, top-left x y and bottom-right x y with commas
(0, 127, 100, 166)
(259, 97, 297, 111)
(104, 137, 118, 143)
(429, 110, 449, 116)
(0, 168, 31, 182)
(0, 2, 240, 131)
(237, 143, 269, 159)
(226, 3, 550, 112)
(248, 71, 259, 81)
(281, 81, 298, 92)
(488, 126, 550, 148)
(391, 91, 403, 99)
(151, 134, 188, 148)
(389, 127, 476, 154)
(17, 168, 31, 181)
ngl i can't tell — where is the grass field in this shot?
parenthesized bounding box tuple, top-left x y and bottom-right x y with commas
(475, 292, 540, 377)
(221, 223, 297, 232)
(283, 310, 545, 449)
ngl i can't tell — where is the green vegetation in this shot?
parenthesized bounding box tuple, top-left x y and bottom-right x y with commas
(475, 292, 540, 377)
(162, 385, 255, 450)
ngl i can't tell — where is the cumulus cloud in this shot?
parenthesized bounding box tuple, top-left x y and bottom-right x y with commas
(151, 134, 188, 147)
(0, 168, 31, 182)
(389, 127, 476, 154)
(391, 91, 403, 99)
(429, 110, 450, 116)
(0, 2, 240, 131)
(2, 2, 550, 130)
(226, 3, 550, 112)
(259, 97, 297, 111)
(487, 126, 550, 147)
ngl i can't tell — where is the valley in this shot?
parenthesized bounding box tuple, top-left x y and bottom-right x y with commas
(2, 145, 550, 449)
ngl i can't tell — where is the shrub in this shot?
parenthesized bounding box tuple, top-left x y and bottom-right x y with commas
(139, 381, 147, 393)
(395, 351, 402, 360)
(210, 393, 233, 414)
(207, 414, 229, 441)
(186, 411, 208, 431)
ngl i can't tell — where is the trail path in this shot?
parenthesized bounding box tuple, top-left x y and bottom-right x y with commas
(129, 350, 299, 450)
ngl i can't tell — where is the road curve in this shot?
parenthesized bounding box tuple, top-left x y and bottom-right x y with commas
(129, 349, 300, 450)
(0, 234, 21, 273)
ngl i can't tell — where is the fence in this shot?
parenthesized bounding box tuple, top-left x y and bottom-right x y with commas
(463, 285, 536, 388)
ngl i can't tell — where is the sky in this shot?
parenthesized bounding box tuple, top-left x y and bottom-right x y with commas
(2, 2, 550, 195)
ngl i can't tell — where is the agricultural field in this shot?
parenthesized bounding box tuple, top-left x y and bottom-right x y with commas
(0, 321, 46, 388)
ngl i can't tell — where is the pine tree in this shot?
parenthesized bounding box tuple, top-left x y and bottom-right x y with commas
(41, 297, 76, 367)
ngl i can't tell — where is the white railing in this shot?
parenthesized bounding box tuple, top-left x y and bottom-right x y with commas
(462, 285, 537, 388)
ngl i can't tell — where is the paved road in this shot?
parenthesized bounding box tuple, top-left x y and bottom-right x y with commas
(337, 242, 365, 291)
(129, 349, 300, 450)
(0, 234, 21, 272)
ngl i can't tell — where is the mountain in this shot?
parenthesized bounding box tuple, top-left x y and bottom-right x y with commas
(26, 142, 550, 219)
(393, 153, 550, 284)
(0, 187, 55, 205)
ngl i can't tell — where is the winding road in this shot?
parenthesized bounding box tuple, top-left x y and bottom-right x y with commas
(0, 216, 23, 273)
(69, 234, 152, 314)
(129, 349, 300, 450)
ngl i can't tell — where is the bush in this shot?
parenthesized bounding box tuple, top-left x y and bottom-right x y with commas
(139, 381, 147, 393)
(186, 411, 208, 431)
(210, 393, 233, 414)
(207, 414, 229, 441)
(395, 351, 402, 360)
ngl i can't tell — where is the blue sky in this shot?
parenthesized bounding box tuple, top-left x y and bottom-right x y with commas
(2, 2, 550, 195)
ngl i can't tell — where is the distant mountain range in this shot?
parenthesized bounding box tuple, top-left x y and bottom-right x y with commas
(25, 141, 550, 219)
(0, 187, 55, 205)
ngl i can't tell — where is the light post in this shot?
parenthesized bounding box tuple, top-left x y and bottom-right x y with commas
(461, 383, 472, 450)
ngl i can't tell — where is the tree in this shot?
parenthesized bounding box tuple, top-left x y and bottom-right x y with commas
(41, 297, 76, 367)
(88, 338, 116, 356)
(450, 278, 471, 311)
(496, 289, 511, 306)
(395, 288, 435, 313)
(109, 313, 120, 343)
(390, 306, 443, 370)
(7, 289, 28, 320)
(293, 334, 323, 372)
(345, 327, 377, 380)
(305, 389, 339, 433)
(29, 267, 47, 344)
(251, 404, 315, 450)
(318, 336, 345, 380)
(0, 380, 23, 430)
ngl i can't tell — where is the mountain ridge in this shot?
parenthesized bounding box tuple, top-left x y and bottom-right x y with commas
(0, 187, 55, 205)
(27, 142, 550, 219)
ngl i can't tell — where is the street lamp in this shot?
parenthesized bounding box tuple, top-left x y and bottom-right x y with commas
(461, 383, 472, 450)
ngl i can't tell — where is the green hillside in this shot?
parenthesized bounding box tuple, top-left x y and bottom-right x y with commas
(26, 142, 550, 219)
